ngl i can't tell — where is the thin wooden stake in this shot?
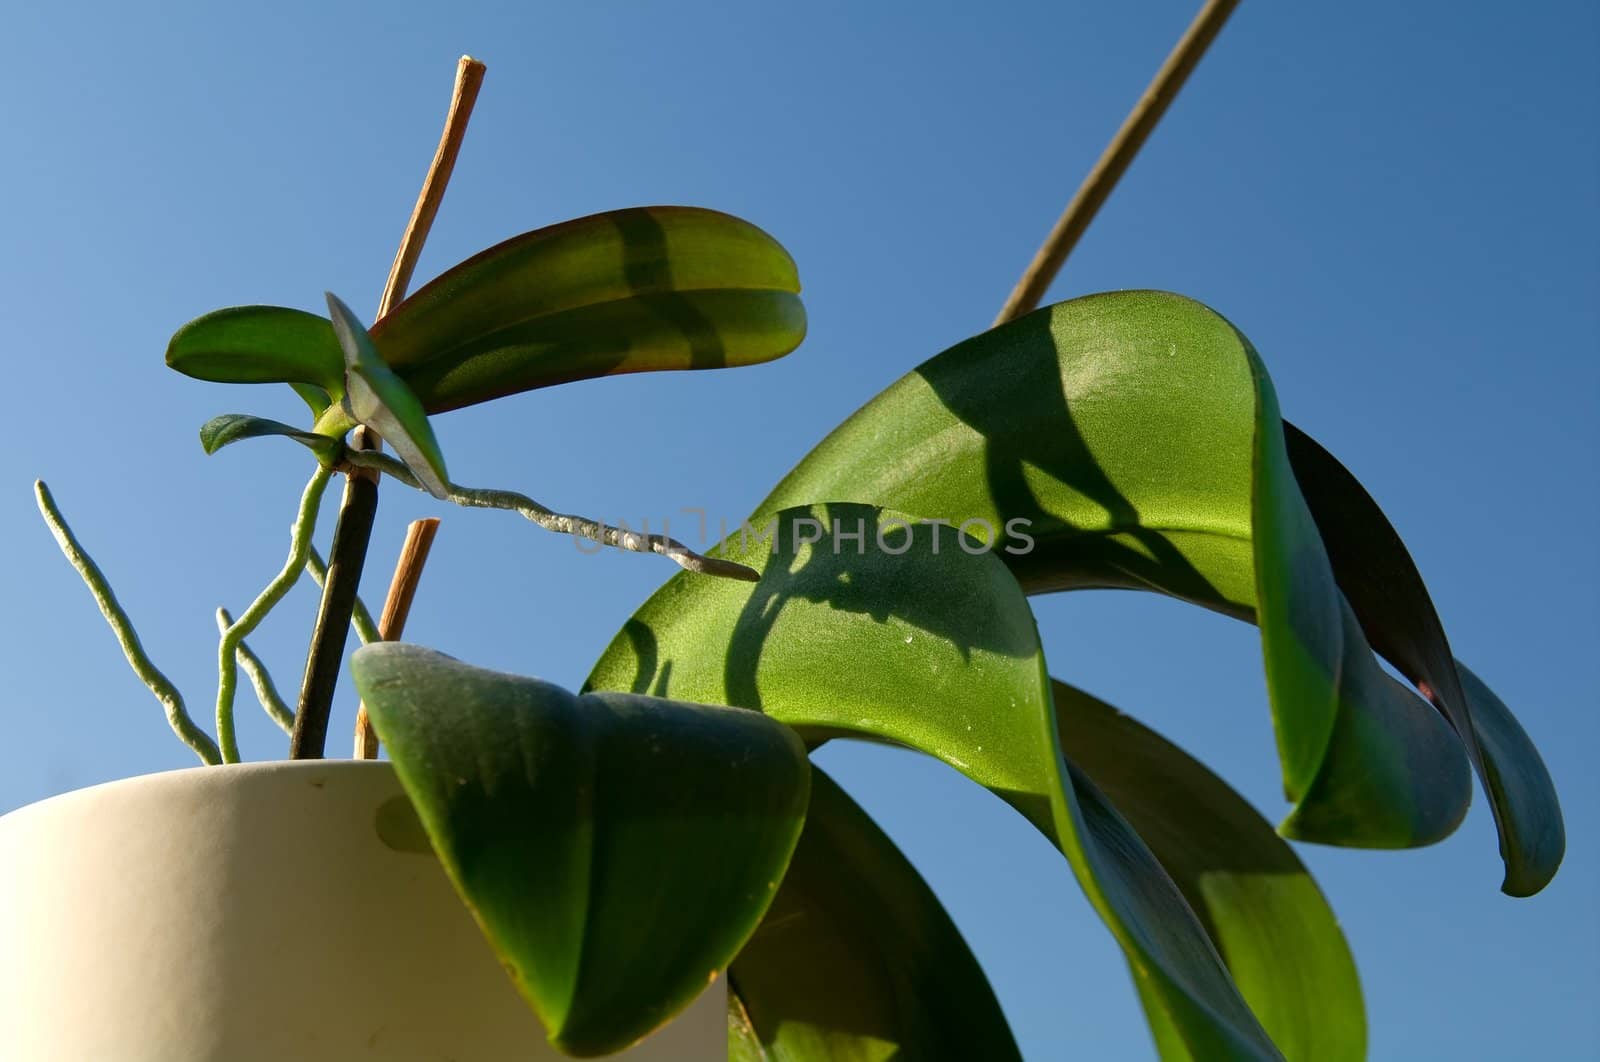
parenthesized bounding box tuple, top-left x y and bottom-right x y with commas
(354, 518, 442, 759)
(993, 0, 1241, 326)
(378, 55, 487, 320)
(291, 56, 486, 759)
(350, 54, 488, 462)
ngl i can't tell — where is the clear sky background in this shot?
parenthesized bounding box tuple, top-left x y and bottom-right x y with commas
(2, 2, 1595, 1058)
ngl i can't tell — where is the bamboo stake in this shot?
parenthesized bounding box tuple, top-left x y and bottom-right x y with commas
(291, 56, 486, 759)
(353, 518, 441, 758)
(378, 56, 488, 321)
(994, 0, 1240, 325)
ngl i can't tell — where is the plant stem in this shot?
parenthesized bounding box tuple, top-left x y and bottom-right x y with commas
(354, 517, 441, 759)
(34, 481, 223, 765)
(993, 0, 1241, 325)
(221, 466, 334, 761)
(288, 56, 486, 759)
(218, 608, 295, 735)
(289, 473, 377, 758)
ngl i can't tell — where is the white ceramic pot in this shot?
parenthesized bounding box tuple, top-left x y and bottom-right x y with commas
(0, 760, 726, 1061)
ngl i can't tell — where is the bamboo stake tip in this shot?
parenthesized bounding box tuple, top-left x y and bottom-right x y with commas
(993, 0, 1239, 325)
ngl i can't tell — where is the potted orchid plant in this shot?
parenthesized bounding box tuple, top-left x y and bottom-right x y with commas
(6, 16, 1566, 1061)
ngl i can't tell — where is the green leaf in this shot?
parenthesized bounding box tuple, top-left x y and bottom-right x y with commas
(370, 206, 806, 413)
(170, 208, 805, 417)
(1451, 662, 1566, 895)
(587, 504, 1283, 1061)
(1055, 679, 1363, 1062)
(197, 413, 344, 464)
(350, 643, 810, 1059)
(728, 767, 1021, 1061)
(729, 994, 769, 1062)
(1284, 423, 1564, 895)
(165, 305, 345, 410)
(753, 291, 1470, 850)
(326, 293, 450, 499)
(289, 383, 333, 418)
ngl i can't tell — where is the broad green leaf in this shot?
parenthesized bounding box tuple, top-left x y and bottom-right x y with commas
(1284, 423, 1564, 895)
(169, 208, 805, 416)
(165, 305, 345, 410)
(753, 291, 1470, 850)
(728, 767, 1021, 1061)
(326, 293, 450, 499)
(369, 206, 806, 412)
(350, 644, 810, 1059)
(1056, 679, 1363, 1062)
(197, 413, 344, 464)
(587, 504, 1283, 1061)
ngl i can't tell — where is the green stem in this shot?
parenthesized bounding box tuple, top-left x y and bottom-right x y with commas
(218, 543, 379, 739)
(217, 607, 295, 735)
(216, 466, 333, 762)
(34, 480, 222, 765)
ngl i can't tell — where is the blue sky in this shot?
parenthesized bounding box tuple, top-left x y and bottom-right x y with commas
(2, 2, 1595, 1058)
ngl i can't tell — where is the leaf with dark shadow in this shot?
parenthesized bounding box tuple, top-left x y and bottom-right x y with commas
(753, 292, 1470, 852)
(1284, 423, 1563, 895)
(352, 644, 810, 1058)
(1056, 679, 1363, 1061)
(728, 767, 1021, 1061)
(588, 504, 1283, 1061)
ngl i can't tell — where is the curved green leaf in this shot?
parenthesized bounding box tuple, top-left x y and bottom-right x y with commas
(753, 291, 1470, 850)
(165, 305, 345, 409)
(288, 383, 333, 418)
(350, 643, 810, 1059)
(369, 206, 805, 413)
(1055, 679, 1363, 1061)
(326, 293, 450, 499)
(728, 766, 1021, 1061)
(169, 209, 804, 416)
(197, 413, 344, 464)
(393, 287, 806, 415)
(1284, 423, 1564, 895)
(1450, 662, 1566, 896)
(588, 504, 1282, 1061)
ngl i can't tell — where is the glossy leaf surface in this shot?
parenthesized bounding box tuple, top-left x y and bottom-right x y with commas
(351, 644, 810, 1058)
(588, 504, 1282, 1060)
(1450, 662, 1566, 895)
(1284, 423, 1563, 895)
(1056, 679, 1363, 1061)
(326, 293, 450, 499)
(197, 413, 343, 464)
(728, 767, 1021, 1061)
(165, 305, 345, 402)
(168, 208, 804, 416)
(370, 206, 806, 412)
(753, 291, 1470, 851)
